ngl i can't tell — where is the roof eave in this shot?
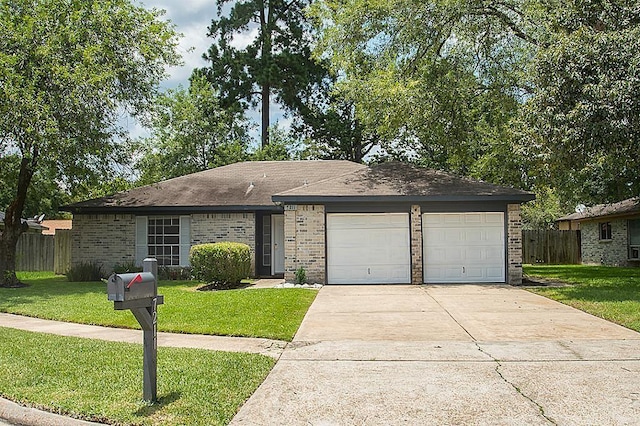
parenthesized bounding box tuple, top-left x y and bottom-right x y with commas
(62, 204, 284, 215)
(271, 194, 536, 204)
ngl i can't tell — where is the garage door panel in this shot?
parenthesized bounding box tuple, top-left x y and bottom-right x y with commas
(423, 213, 505, 284)
(327, 213, 410, 284)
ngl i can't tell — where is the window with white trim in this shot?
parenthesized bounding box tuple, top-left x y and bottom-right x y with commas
(148, 217, 180, 266)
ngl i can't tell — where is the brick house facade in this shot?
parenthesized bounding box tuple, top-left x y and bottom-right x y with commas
(558, 197, 640, 267)
(65, 161, 534, 284)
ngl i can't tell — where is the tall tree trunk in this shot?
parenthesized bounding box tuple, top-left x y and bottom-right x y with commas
(0, 154, 35, 287)
(261, 82, 270, 147)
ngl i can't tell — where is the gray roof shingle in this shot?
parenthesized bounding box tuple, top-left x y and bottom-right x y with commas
(557, 197, 640, 221)
(64, 160, 366, 213)
(273, 162, 534, 202)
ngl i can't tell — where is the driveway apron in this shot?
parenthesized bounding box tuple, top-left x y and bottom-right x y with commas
(231, 285, 640, 425)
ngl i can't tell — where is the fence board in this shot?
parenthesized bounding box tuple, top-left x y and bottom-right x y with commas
(523, 230, 581, 265)
(54, 229, 71, 274)
(16, 233, 54, 271)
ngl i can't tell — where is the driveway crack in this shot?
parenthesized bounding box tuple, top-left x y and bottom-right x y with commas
(475, 343, 557, 426)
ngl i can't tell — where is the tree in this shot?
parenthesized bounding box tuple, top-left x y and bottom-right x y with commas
(524, 0, 640, 204)
(250, 125, 296, 161)
(309, 0, 537, 177)
(200, 0, 326, 147)
(135, 76, 250, 185)
(0, 0, 181, 287)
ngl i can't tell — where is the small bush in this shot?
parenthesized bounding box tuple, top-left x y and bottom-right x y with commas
(190, 242, 251, 289)
(295, 267, 306, 284)
(66, 261, 104, 282)
(158, 266, 192, 281)
(112, 261, 142, 274)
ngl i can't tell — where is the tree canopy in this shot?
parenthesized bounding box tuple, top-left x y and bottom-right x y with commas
(0, 0, 181, 286)
(310, 0, 640, 212)
(135, 76, 250, 185)
(200, 0, 326, 147)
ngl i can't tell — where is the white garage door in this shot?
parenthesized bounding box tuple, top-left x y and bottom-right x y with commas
(327, 213, 411, 284)
(423, 212, 505, 283)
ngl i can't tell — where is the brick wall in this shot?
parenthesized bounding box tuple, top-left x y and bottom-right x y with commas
(410, 205, 423, 284)
(191, 212, 256, 274)
(507, 204, 523, 285)
(581, 219, 629, 266)
(71, 214, 136, 270)
(284, 205, 325, 283)
(72, 212, 256, 274)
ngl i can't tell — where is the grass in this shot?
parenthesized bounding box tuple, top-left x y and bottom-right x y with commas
(523, 264, 640, 332)
(0, 326, 275, 425)
(0, 272, 317, 341)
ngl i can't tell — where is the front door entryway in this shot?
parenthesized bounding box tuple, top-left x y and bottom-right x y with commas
(272, 214, 285, 275)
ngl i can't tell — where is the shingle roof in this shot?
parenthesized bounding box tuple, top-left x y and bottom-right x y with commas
(557, 197, 640, 222)
(273, 162, 534, 202)
(63, 161, 366, 213)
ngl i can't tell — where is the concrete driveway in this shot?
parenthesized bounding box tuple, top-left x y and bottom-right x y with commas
(231, 285, 640, 425)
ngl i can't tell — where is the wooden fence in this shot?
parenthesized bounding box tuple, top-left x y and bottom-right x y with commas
(522, 230, 581, 265)
(15, 230, 71, 274)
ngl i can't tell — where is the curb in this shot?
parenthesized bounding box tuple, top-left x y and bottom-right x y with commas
(0, 397, 105, 426)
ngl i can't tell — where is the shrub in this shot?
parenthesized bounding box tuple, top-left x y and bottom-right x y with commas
(190, 242, 251, 289)
(66, 261, 105, 282)
(112, 261, 142, 274)
(158, 266, 192, 281)
(295, 267, 306, 284)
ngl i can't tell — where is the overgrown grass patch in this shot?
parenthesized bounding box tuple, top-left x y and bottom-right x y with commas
(0, 272, 317, 341)
(0, 326, 274, 425)
(524, 264, 640, 332)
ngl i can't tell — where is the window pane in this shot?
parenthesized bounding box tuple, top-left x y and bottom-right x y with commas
(629, 220, 640, 246)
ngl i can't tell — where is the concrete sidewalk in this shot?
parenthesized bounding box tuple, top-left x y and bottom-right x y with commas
(0, 313, 286, 358)
(232, 285, 640, 425)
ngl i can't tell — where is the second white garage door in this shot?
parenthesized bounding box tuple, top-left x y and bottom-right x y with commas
(423, 212, 505, 283)
(327, 213, 411, 284)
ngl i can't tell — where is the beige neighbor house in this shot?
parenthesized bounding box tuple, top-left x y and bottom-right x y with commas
(63, 160, 535, 285)
(557, 197, 640, 266)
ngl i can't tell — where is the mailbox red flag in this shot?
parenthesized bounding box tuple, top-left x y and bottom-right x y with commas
(127, 274, 143, 289)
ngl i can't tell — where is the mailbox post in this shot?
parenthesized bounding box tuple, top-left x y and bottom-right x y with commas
(107, 258, 163, 402)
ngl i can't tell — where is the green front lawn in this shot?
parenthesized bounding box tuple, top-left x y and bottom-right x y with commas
(524, 264, 640, 332)
(0, 326, 274, 425)
(0, 272, 317, 341)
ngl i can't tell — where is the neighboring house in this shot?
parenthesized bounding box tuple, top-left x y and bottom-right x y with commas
(0, 211, 48, 234)
(557, 197, 640, 266)
(556, 214, 581, 231)
(41, 219, 73, 235)
(63, 161, 535, 285)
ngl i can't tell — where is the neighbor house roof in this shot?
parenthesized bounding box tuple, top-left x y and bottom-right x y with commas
(273, 162, 535, 203)
(63, 161, 367, 214)
(0, 212, 48, 232)
(557, 197, 640, 222)
(41, 219, 73, 235)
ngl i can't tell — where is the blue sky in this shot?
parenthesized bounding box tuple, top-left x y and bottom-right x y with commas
(130, 1, 289, 145)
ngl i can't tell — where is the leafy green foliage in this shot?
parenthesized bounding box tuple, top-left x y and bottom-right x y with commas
(250, 126, 296, 161)
(65, 261, 105, 282)
(525, 1, 640, 204)
(294, 267, 306, 285)
(199, 0, 327, 146)
(0, 0, 181, 286)
(135, 76, 250, 185)
(0, 327, 275, 425)
(190, 242, 252, 288)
